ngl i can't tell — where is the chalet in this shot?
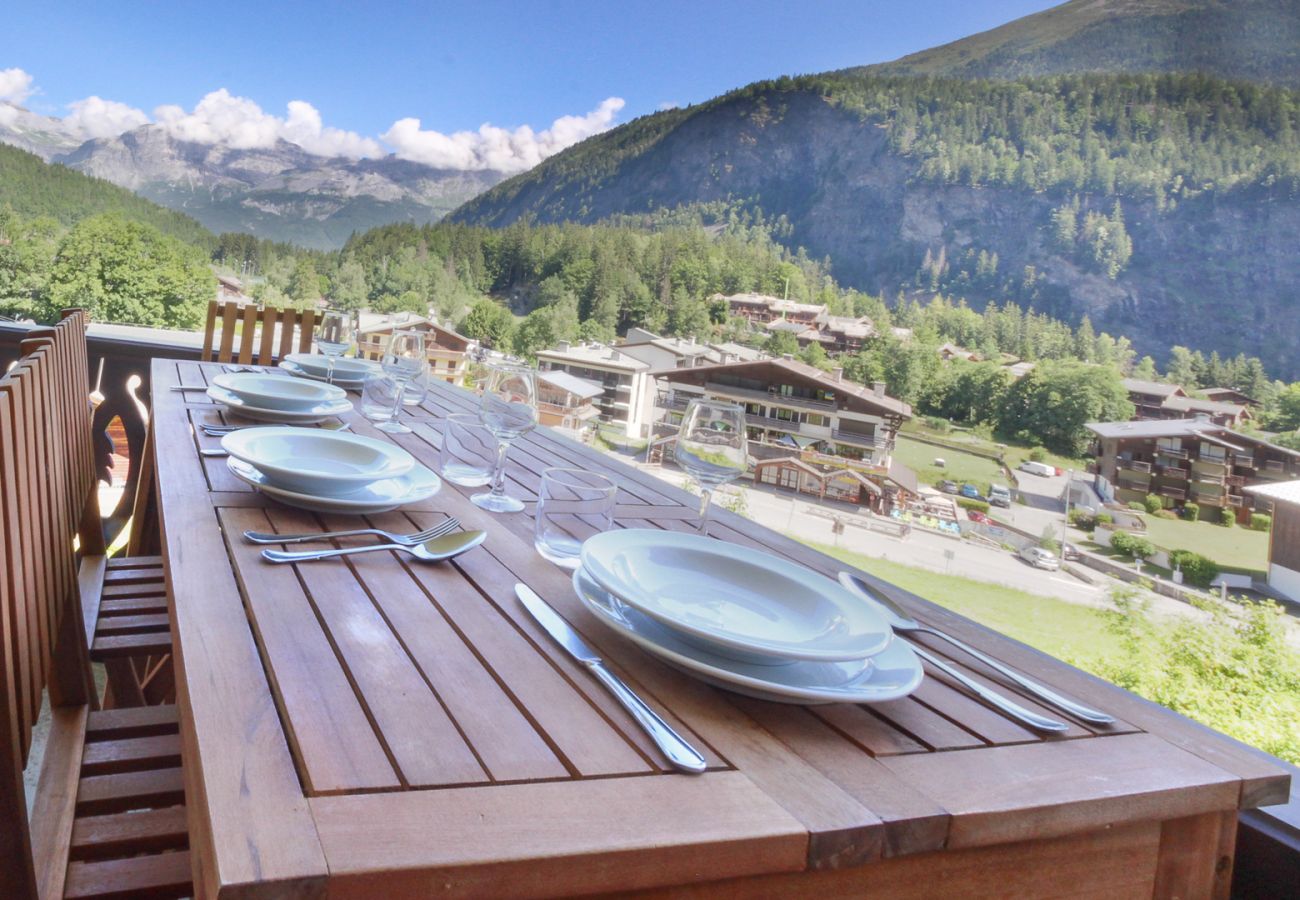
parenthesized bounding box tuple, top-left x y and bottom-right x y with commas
(535, 369, 603, 438)
(1121, 378, 1187, 419)
(937, 342, 979, 362)
(356, 314, 477, 383)
(653, 357, 915, 510)
(1202, 386, 1259, 408)
(1086, 417, 1300, 522)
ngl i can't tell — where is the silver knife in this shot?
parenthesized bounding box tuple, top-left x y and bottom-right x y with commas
(514, 584, 707, 774)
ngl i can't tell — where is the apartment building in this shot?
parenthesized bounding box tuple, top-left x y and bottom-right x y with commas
(1086, 417, 1300, 520)
(535, 341, 657, 439)
(356, 314, 477, 383)
(654, 357, 915, 508)
(619, 330, 718, 369)
(1120, 378, 1251, 427)
(1242, 480, 1300, 603)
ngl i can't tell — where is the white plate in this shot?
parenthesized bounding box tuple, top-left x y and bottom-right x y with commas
(574, 567, 922, 705)
(226, 457, 441, 513)
(221, 426, 414, 496)
(282, 353, 379, 387)
(580, 529, 891, 663)
(207, 384, 354, 424)
(211, 372, 346, 410)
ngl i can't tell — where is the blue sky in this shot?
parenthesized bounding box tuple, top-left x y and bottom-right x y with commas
(1, 1, 1058, 170)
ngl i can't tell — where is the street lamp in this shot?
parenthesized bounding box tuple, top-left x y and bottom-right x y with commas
(1060, 468, 1074, 556)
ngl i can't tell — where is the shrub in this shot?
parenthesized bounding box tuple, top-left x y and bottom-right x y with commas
(1169, 550, 1220, 587)
(957, 498, 990, 514)
(1183, 502, 1200, 522)
(1250, 513, 1273, 532)
(1068, 508, 1096, 530)
(1220, 507, 1236, 527)
(1143, 493, 1163, 514)
(1127, 501, 1146, 511)
(923, 415, 951, 434)
(1039, 525, 1060, 552)
(1153, 509, 1178, 518)
(1110, 531, 1156, 560)
(1096, 512, 1113, 525)
(1028, 447, 1048, 463)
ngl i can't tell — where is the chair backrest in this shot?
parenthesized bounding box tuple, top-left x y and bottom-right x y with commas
(0, 312, 98, 893)
(201, 299, 318, 365)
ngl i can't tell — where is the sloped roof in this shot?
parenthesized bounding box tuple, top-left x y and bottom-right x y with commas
(1162, 395, 1248, 417)
(1121, 378, 1184, 398)
(537, 369, 603, 399)
(655, 357, 911, 418)
(887, 458, 919, 495)
(1243, 480, 1300, 505)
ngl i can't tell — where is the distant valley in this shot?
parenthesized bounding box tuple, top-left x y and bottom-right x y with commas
(0, 102, 507, 249)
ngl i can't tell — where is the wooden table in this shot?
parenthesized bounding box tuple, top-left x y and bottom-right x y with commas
(152, 360, 1289, 899)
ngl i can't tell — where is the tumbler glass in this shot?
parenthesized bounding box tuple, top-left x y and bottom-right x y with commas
(534, 467, 618, 569)
(439, 413, 495, 487)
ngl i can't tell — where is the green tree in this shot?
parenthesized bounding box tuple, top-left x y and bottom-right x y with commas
(458, 298, 515, 352)
(763, 330, 799, 357)
(288, 257, 321, 307)
(0, 209, 58, 320)
(46, 214, 212, 329)
(1267, 383, 1300, 432)
(999, 359, 1133, 454)
(329, 259, 369, 311)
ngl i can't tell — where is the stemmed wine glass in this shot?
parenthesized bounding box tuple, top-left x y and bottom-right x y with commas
(472, 362, 538, 513)
(315, 309, 354, 385)
(675, 399, 749, 535)
(377, 330, 426, 434)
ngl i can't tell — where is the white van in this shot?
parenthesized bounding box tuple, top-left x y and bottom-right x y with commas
(1018, 460, 1056, 477)
(989, 484, 1012, 508)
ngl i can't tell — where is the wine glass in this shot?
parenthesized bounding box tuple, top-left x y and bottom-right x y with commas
(315, 309, 354, 385)
(472, 362, 538, 513)
(675, 399, 749, 535)
(377, 330, 426, 434)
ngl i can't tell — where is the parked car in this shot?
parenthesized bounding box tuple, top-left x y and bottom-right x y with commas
(959, 483, 983, 501)
(988, 484, 1012, 508)
(966, 509, 992, 524)
(1062, 543, 1080, 561)
(1018, 545, 1061, 570)
(937, 479, 959, 494)
(1018, 460, 1056, 477)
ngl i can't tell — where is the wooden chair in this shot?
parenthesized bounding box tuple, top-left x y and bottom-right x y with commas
(0, 314, 191, 897)
(200, 298, 318, 366)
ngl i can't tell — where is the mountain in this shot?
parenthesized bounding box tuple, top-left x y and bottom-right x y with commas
(52, 127, 507, 250)
(0, 107, 507, 250)
(859, 0, 1300, 87)
(451, 1, 1300, 377)
(0, 141, 215, 246)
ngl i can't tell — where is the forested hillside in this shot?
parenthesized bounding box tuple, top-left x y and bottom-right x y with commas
(860, 0, 1300, 87)
(0, 143, 215, 247)
(452, 71, 1300, 376)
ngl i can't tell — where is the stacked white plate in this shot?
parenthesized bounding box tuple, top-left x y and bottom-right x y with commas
(573, 530, 923, 705)
(208, 372, 353, 424)
(221, 427, 441, 514)
(279, 353, 380, 390)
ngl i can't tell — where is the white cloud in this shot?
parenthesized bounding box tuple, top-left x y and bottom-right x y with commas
(0, 67, 35, 104)
(153, 89, 380, 158)
(657, 101, 680, 111)
(383, 96, 625, 173)
(64, 95, 150, 139)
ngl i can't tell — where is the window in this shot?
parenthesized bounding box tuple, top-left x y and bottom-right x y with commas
(806, 413, 828, 427)
(779, 467, 799, 489)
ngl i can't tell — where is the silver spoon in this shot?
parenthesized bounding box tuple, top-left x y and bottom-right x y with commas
(838, 571, 1112, 725)
(261, 529, 486, 564)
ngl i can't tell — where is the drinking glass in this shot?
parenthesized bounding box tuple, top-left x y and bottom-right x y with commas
(439, 413, 495, 487)
(676, 398, 749, 535)
(377, 330, 426, 434)
(472, 362, 538, 513)
(360, 371, 429, 421)
(315, 309, 354, 385)
(534, 468, 618, 569)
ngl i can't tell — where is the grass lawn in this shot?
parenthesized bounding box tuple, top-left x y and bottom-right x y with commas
(806, 541, 1125, 667)
(891, 435, 1006, 493)
(900, 420, 1089, 483)
(1136, 515, 1269, 574)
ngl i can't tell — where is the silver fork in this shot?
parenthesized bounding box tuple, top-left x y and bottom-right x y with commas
(242, 517, 460, 547)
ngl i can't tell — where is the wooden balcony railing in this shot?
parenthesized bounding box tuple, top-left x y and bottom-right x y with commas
(1156, 446, 1188, 460)
(1119, 458, 1152, 473)
(1158, 465, 1188, 480)
(1157, 486, 1187, 500)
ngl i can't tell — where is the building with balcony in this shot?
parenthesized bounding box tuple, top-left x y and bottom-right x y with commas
(535, 369, 603, 438)
(535, 341, 657, 440)
(652, 357, 915, 509)
(618, 329, 718, 370)
(1086, 417, 1300, 521)
(1120, 377, 1251, 426)
(356, 314, 477, 384)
